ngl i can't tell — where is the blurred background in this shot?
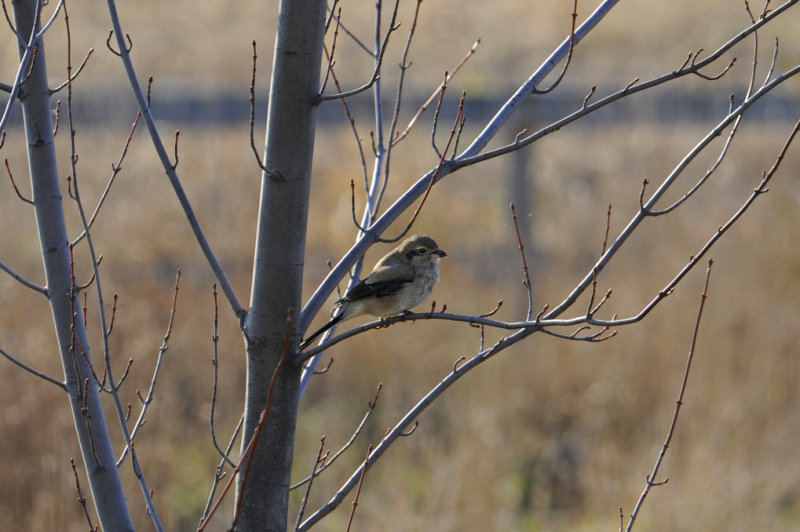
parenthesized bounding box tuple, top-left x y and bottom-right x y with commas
(1, 1, 799, 530)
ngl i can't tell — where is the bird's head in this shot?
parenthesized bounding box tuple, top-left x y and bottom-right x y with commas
(399, 234, 447, 266)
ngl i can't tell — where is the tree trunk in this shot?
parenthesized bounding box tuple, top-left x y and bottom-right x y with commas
(236, 0, 325, 529)
(11, 1, 135, 529)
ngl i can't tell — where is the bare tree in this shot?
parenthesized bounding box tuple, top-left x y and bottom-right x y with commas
(1, 0, 799, 530)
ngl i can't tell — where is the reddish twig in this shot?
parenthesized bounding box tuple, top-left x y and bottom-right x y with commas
(624, 260, 714, 531)
(382, 93, 465, 243)
(295, 436, 330, 529)
(587, 205, 613, 317)
(72, 110, 141, 245)
(106, 293, 118, 336)
(318, 6, 342, 96)
(51, 47, 94, 94)
(316, 0, 400, 102)
(121, 270, 181, 461)
(532, 0, 578, 94)
(347, 443, 373, 532)
(394, 39, 480, 144)
(377, 0, 425, 211)
(5, 158, 33, 204)
(170, 130, 180, 169)
(70, 458, 96, 531)
(199, 308, 293, 531)
(291, 383, 383, 490)
(248, 41, 268, 173)
(208, 284, 234, 467)
(510, 203, 533, 319)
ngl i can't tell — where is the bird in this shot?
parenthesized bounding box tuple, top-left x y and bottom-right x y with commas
(300, 234, 446, 350)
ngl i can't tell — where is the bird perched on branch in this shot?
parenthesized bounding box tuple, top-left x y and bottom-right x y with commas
(300, 234, 447, 350)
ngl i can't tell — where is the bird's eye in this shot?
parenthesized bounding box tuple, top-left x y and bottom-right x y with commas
(417, 247, 427, 254)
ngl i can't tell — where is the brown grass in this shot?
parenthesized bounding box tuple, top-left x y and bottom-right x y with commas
(1, 1, 800, 530)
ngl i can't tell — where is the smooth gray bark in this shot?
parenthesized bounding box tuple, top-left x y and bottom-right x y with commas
(236, 0, 326, 529)
(11, 0, 135, 529)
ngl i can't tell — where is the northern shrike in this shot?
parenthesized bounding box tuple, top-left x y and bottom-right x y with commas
(300, 234, 446, 349)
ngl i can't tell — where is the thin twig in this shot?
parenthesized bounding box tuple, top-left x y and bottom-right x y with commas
(394, 39, 480, 144)
(249, 41, 269, 173)
(625, 260, 714, 531)
(200, 414, 244, 523)
(346, 443, 373, 532)
(117, 270, 181, 466)
(105, 0, 245, 321)
(318, 6, 342, 96)
(51, 47, 94, 94)
(510, 203, 534, 320)
(0, 345, 65, 389)
(377, 0, 424, 211)
(531, 0, 579, 94)
(455, 1, 797, 169)
(380, 94, 465, 244)
(0, 258, 47, 294)
(291, 384, 383, 490)
(208, 284, 235, 467)
(294, 436, 329, 530)
(533, 66, 800, 324)
(72, 111, 142, 246)
(70, 458, 96, 531)
(317, 0, 401, 102)
(648, 0, 763, 217)
(5, 158, 34, 204)
(201, 309, 294, 531)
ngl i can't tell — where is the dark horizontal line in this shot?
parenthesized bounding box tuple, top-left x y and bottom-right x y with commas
(2, 83, 796, 129)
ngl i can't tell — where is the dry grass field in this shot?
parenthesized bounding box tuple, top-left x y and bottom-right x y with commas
(1, 1, 800, 530)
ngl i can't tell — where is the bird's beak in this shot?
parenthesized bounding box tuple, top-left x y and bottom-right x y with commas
(435, 249, 447, 257)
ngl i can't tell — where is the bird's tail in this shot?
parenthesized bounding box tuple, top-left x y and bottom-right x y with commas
(299, 313, 343, 351)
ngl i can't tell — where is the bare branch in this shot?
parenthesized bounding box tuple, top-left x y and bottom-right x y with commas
(321, 41, 369, 192)
(531, 66, 800, 324)
(510, 203, 534, 320)
(118, 271, 182, 465)
(70, 458, 96, 531)
(294, 436, 329, 529)
(200, 415, 244, 524)
(379, 0, 425, 209)
(51, 47, 93, 94)
(300, 115, 798, 352)
(291, 384, 383, 490)
(202, 308, 293, 531)
(324, 3, 374, 57)
(455, 0, 799, 169)
(625, 260, 714, 531)
(378, 94, 465, 244)
(318, 6, 342, 96)
(72, 111, 142, 246)
(317, 0, 401, 102)
(298, 333, 521, 530)
(531, 0, 579, 94)
(346, 443, 373, 532)
(394, 38, 480, 145)
(459, 0, 623, 159)
(0, 258, 47, 294)
(105, 29, 131, 56)
(105, 1, 246, 321)
(208, 284, 235, 468)
(248, 40, 269, 174)
(0, 345, 65, 389)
